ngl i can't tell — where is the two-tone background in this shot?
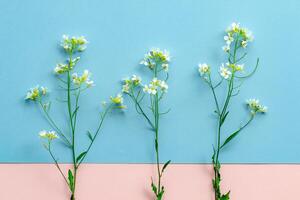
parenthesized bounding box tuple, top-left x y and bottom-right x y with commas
(1, 0, 300, 199)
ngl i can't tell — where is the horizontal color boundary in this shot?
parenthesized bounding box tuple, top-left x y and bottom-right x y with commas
(0, 164, 298, 200)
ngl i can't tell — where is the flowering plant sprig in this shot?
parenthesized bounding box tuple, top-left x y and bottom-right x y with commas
(198, 23, 267, 200)
(122, 48, 171, 200)
(25, 35, 124, 200)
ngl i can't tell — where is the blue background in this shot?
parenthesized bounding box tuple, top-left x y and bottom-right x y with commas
(0, 0, 299, 163)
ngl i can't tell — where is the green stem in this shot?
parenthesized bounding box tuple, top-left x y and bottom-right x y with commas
(77, 104, 113, 167)
(48, 142, 69, 186)
(212, 36, 240, 200)
(38, 101, 71, 146)
(66, 53, 77, 198)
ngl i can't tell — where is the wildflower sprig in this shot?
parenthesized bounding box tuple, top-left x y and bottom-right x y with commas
(122, 48, 171, 200)
(197, 23, 267, 200)
(25, 35, 124, 200)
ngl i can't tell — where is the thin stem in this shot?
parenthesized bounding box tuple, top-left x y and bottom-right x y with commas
(66, 53, 77, 198)
(48, 142, 69, 187)
(77, 104, 113, 167)
(130, 93, 155, 130)
(38, 100, 71, 146)
(208, 74, 220, 114)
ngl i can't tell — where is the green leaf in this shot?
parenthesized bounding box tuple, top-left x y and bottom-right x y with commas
(151, 181, 157, 195)
(76, 151, 87, 163)
(86, 131, 93, 141)
(220, 111, 229, 126)
(220, 129, 241, 149)
(68, 169, 74, 192)
(157, 187, 165, 200)
(220, 191, 230, 200)
(162, 160, 171, 173)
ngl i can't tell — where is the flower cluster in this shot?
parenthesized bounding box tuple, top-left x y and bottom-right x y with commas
(54, 57, 80, 74)
(140, 48, 170, 71)
(198, 63, 210, 76)
(143, 78, 168, 95)
(110, 93, 126, 109)
(61, 35, 88, 53)
(223, 22, 253, 52)
(72, 70, 94, 87)
(122, 75, 142, 93)
(246, 99, 267, 114)
(25, 86, 48, 101)
(39, 130, 59, 141)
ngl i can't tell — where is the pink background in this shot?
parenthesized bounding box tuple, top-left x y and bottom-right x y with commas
(0, 164, 297, 200)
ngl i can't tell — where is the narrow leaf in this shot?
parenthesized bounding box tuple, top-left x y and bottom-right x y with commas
(220, 111, 229, 126)
(220, 129, 240, 149)
(220, 191, 230, 200)
(76, 151, 87, 163)
(87, 131, 93, 141)
(151, 181, 157, 194)
(68, 169, 74, 192)
(162, 160, 171, 173)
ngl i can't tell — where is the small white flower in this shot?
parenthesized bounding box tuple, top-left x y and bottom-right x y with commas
(222, 45, 230, 52)
(131, 75, 142, 85)
(198, 63, 210, 75)
(159, 81, 168, 92)
(241, 40, 248, 48)
(86, 80, 95, 87)
(41, 87, 48, 95)
(230, 22, 240, 32)
(140, 48, 170, 70)
(162, 63, 169, 72)
(219, 64, 232, 79)
(72, 70, 94, 87)
(25, 86, 48, 101)
(122, 84, 130, 93)
(246, 99, 267, 114)
(39, 130, 59, 141)
(54, 63, 69, 74)
(224, 35, 234, 45)
(143, 85, 157, 95)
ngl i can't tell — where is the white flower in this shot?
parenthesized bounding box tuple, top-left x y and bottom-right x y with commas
(131, 75, 142, 85)
(41, 87, 48, 95)
(61, 35, 88, 53)
(198, 63, 210, 75)
(54, 63, 69, 74)
(222, 45, 230, 52)
(143, 78, 168, 94)
(39, 130, 59, 141)
(72, 70, 94, 87)
(25, 85, 48, 101)
(162, 63, 169, 72)
(159, 81, 168, 92)
(241, 40, 248, 48)
(140, 48, 170, 70)
(86, 80, 95, 87)
(246, 99, 267, 114)
(227, 22, 240, 32)
(143, 85, 157, 95)
(224, 35, 234, 45)
(122, 84, 130, 93)
(219, 64, 232, 79)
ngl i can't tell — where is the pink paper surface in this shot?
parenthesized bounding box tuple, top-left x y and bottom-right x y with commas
(0, 164, 297, 200)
